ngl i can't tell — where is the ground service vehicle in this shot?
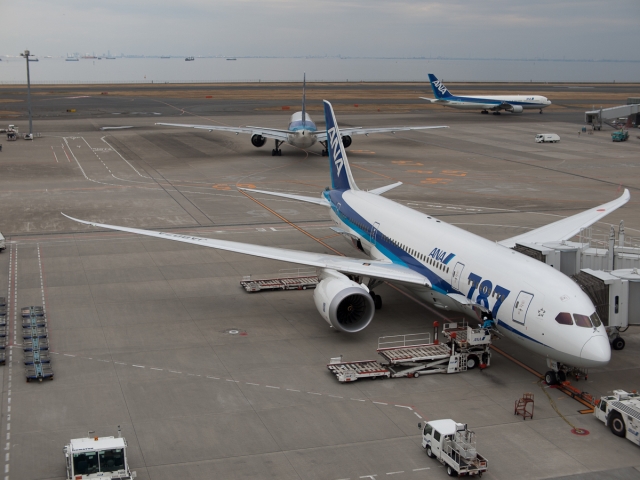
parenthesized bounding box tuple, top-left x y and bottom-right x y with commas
(535, 133, 560, 143)
(63, 428, 136, 479)
(418, 419, 488, 477)
(594, 390, 640, 446)
(611, 130, 629, 142)
(0, 232, 5, 252)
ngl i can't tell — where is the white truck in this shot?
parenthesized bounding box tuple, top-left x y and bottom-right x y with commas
(0, 232, 5, 252)
(63, 428, 136, 480)
(535, 133, 560, 143)
(418, 419, 488, 477)
(594, 389, 640, 446)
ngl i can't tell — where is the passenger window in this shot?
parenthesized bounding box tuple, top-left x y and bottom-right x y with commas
(554, 312, 573, 325)
(590, 312, 602, 328)
(573, 314, 592, 328)
(433, 430, 441, 442)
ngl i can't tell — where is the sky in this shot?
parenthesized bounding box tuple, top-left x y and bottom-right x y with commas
(3, 0, 640, 61)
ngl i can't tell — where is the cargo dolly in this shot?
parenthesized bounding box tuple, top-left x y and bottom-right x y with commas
(21, 306, 44, 317)
(24, 349, 51, 365)
(23, 336, 49, 351)
(328, 322, 493, 383)
(22, 326, 48, 339)
(0, 326, 8, 338)
(240, 268, 319, 292)
(0, 337, 7, 350)
(22, 316, 46, 328)
(25, 362, 54, 382)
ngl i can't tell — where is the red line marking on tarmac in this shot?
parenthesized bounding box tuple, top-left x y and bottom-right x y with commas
(61, 143, 71, 162)
(51, 146, 59, 163)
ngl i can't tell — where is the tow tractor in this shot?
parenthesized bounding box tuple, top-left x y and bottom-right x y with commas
(327, 321, 493, 382)
(63, 427, 136, 479)
(594, 389, 640, 446)
(418, 419, 488, 477)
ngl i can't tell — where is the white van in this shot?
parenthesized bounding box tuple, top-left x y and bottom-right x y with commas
(535, 133, 560, 143)
(0, 232, 5, 252)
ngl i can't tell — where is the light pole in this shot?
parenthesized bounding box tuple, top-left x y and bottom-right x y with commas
(19, 49, 33, 137)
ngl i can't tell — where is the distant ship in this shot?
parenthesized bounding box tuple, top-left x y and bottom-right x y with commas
(105, 57, 116, 60)
(226, 58, 237, 61)
(81, 55, 97, 59)
(160, 56, 170, 59)
(28, 58, 39, 62)
(185, 56, 195, 61)
(66, 57, 79, 62)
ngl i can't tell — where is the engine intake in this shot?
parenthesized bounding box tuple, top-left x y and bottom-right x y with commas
(341, 135, 352, 148)
(251, 134, 267, 147)
(313, 270, 375, 333)
(508, 105, 523, 113)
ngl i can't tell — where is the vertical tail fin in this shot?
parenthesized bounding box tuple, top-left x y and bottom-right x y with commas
(428, 74, 453, 99)
(302, 73, 306, 128)
(323, 100, 359, 191)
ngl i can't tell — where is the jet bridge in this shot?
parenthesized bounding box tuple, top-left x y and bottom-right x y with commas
(585, 104, 640, 130)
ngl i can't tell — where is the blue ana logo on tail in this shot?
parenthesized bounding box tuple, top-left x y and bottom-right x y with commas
(327, 126, 344, 177)
(433, 79, 448, 96)
(428, 74, 452, 99)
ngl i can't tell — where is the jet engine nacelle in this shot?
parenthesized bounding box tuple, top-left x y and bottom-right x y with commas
(341, 135, 352, 148)
(313, 269, 375, 333)
(508, 105, 524, 113)
(251, 134, 267, 147)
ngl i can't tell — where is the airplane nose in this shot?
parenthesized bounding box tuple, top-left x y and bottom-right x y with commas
(580, 335, 611, 367)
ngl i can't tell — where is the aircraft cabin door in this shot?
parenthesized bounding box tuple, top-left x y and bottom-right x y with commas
(512, 291, 534, 325)
(451, 262, 465, 291)
(371, 222, 380, 245)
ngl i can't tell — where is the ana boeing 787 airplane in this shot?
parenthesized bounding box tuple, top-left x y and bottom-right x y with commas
(421, 74, 552, 115)
(65, 101, 628, 384)
(157, 74, 447, 156)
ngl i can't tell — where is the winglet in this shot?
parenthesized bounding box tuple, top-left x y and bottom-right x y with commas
(323, 100, 359, 191)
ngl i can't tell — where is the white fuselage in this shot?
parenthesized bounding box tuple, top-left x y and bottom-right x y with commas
(325, 188, 610, 368)
(287, 111, 318, 148)
(437, 95, 551, 111)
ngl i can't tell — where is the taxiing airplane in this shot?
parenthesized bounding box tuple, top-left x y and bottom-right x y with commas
(65, 100, 629, 384)
(421, 74, 552, 115)
(157, 74, 447, 156)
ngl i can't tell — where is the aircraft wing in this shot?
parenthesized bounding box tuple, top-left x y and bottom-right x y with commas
(316, 125, 447, 141)
(62, 214, 431, 286)
(499, 189, 631, 248)
(156, 123, 291, 141)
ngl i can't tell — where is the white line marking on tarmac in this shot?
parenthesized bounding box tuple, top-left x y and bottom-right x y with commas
(132, 365, 145, 368)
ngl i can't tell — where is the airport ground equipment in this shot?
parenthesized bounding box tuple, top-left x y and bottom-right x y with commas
(24, 349, 50, 365)
(25, 362, 54, 382)
(611, 130, 629, 142)
(63, 427, 137, 479)
(535, 133, 560, 143)
(0, 232, 5, 252)
(514, 393, 534, 420)
(594, 390, 640, 446)
(327, 323, 492, 383)
(418, 419, 488, 477)
(240, 268, 319, 292)
(20, 305, 53, 381)
(586, 104, 640, 130)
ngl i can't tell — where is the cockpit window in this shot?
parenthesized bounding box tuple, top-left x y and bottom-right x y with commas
(554, 312, 573, 325)
(573, 314, 592, 328)
(590, 312, 602, 328)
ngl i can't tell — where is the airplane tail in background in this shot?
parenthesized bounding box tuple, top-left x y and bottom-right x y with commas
(428, 74, 453, 99)
(323, 100, 359, 191)
(302, 73, 306, 128)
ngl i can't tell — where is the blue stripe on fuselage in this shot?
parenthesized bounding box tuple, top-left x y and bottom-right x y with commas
(288, 120, 317, 132)
(497, 319, 548, 347)
(446, 96, 542, 106)
(325, 189, 450, 295)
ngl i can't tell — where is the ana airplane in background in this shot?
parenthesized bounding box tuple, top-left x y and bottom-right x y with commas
(421, 74, 552, 114)
(157, 74, 447, 156)
(65, 100, 629, 384)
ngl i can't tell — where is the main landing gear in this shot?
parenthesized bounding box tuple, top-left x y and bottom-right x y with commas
(272, 140, 284, 156)
(539, 109, 543, 114)
(320, 141, 328, 156)
(481, 110, 489, 114)
(369, 290, 382, 310)
(492, 111, 501, 115)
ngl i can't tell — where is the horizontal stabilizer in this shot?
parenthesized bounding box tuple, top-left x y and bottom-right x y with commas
(368, 182, 403, 195)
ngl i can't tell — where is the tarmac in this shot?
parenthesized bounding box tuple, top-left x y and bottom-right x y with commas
(0, 83, 639, 479)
